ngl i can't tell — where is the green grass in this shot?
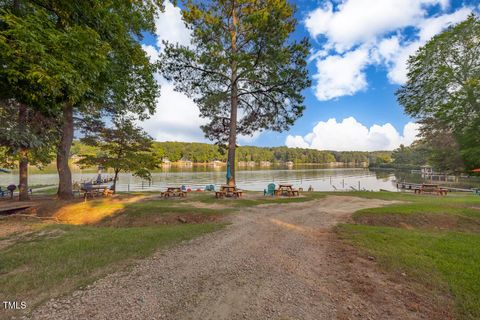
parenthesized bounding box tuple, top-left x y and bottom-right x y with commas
(121, 200, 229, 217)
(1, 190, 328, 316)
(117, 191, 326, 216)
(338, 224, 480, 320)
(29, 184, 55, 189)
(185, 190, 326, 207)
(330, 190, 480, 203)
(33, 186, 58, 195)
(0, 223, 224, 314)
(337, 191, 480, 319)
(354, 202, 480, 218)
(328, 191, 480, 220)
(102, 192, 326, 226)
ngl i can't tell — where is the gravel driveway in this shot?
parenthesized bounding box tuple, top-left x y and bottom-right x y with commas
(30, 196, 448, 320)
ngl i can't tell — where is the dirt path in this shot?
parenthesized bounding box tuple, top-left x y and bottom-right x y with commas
(30, 196, 448, 320)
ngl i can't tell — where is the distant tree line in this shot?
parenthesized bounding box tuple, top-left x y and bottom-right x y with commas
(72, 141, 392, 165)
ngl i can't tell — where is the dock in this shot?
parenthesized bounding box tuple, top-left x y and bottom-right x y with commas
(395, 181, 473, 193)
(0, 202, 38, 215)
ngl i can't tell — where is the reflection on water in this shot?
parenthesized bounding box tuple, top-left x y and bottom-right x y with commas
(0, 165, 399, 192)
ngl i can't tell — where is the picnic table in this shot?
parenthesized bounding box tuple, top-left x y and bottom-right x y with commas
(414, 184, 448, 196)
(215, 185, 243, 198)
(275, 184, 299, 197)
(162, 187, 187, 198)
(82, 184, 113, 199)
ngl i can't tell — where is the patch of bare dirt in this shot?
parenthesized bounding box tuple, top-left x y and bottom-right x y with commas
(356, 213, 480, 233)
(30, 196, 452, 320)
(0, 211, 53, 240)
(100, 213, 223, 227)
(185, 201, 231, 210)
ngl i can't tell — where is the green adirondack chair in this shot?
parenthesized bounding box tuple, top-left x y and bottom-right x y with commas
(264, 183, 276, 196)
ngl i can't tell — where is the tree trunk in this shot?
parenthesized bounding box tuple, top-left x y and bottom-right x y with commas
(18, 103, 29, 201)
(227, 0, 238, 187)
(57, 103, 74, 200)
(18, 149, 29, 201)
(113, 169, 119, 194)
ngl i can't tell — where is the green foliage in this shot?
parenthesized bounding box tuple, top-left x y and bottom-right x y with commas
(0, 3, 110, 110)
(397, 14, 480, 170)
(74, 140, 392, 165)
(390, 143, 428, 168)
(0, 101, 56, 168)
(0, 0, 162, 198)
(78, 118, 159, 188)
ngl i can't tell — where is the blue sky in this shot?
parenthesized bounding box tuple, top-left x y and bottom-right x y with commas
(140, 0, 478, 151)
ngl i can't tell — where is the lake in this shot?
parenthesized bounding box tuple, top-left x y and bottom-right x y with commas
(0, 165, 399, 192)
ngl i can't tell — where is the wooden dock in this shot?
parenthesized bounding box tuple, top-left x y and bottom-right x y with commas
(0, 202, 38, 215)
(395, 181, 473, 193)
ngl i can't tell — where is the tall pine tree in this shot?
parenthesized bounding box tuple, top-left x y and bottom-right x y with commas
(162, 0, 310, 185)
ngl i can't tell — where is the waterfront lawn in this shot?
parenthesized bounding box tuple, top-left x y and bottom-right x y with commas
(182, 190, 327, 207)
(99, 191, 326, 226)
(0, 223, 223, 314)
(0, 190, 327, 316)
(338, 192, 480, 319)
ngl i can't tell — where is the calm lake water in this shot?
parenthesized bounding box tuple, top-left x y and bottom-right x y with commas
(0, 165, 399, 192)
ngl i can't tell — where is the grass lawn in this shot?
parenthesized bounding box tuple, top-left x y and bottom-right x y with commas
(0, 190, 326, 317)
(0, 223, 224, 316)
(336, 191, 480, 320)
(173, 190, 327, 207)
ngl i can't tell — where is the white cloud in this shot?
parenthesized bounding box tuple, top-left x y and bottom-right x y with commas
(285, 135, 310, 148)
(305, 1, 474, 99)
(305, 0, 448, 52)
(376, 7, 472, 83)
(141, 44, 160, 63)
(313, 47, 370, 100)
(153, 1, 191, 51)
(238, 131, 263, 145)
(139, 2, 210, 142)
(417, 7, 470, 41)
(140, 78, 208, 142)
(285, 117, 420, 151)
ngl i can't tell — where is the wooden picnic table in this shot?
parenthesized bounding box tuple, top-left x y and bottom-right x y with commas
(414, 184, 447, 196)
(82, 184, 113, 199)
(162, 187, 187, 198)
(275, 184, 299, 197)
(215, 185, 243, 198)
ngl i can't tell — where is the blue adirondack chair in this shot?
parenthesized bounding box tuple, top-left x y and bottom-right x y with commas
(264, 183, 276, 196)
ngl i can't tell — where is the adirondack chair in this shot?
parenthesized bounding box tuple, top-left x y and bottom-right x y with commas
(264, 183, 276, 196)
(205, 184, 215, 191)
